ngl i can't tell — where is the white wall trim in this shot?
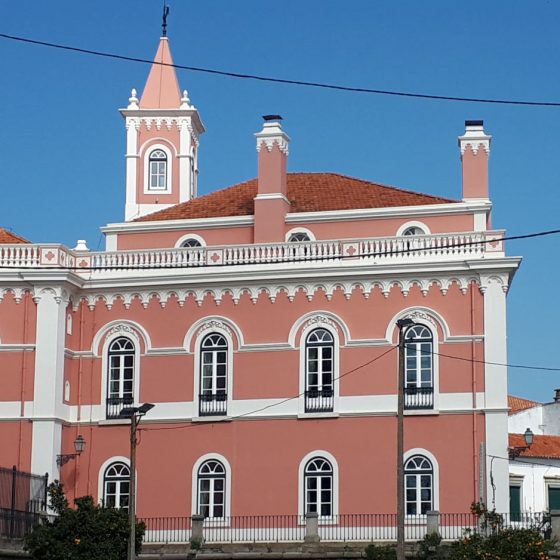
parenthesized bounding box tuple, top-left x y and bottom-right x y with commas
(92, 320, 152, 357)
(191, 453, 232, 518)
(386, 306, 451, 343)
(288, 311, 350, 348)
(184, 316, 244, 352)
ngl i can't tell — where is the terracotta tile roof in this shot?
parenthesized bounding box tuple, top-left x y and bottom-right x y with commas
(509, 433, 560, 459)
(0, 228, 29, 244)
(508, 395, 541, 415)
(135, 173, 456, 222)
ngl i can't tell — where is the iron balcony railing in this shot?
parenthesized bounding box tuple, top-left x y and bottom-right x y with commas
(199, 392, 228, 416)
(404, 386, 434, 410)
(304, 389, 334, 413)
(106, 396, 134, 419)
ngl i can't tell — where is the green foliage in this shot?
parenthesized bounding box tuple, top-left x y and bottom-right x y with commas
(25, 481, 145, 560)
(449, 527, 554, 560)
(469, 501, 504, 534)
(416, 532, 448, 560)
(365, 543, 396, 560)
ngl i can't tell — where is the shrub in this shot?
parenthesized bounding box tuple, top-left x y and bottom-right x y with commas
(25, 481, 145, 560)
(365, 543, 396, 560)
(449, 527, 553, 560)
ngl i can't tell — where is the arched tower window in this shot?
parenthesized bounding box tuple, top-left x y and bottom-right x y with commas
(304, 457, 333, 517)
(148, 149, 168, 190)
(402, 226, 426, 236)
(197, 460, 226, 519)
(106, 337, 135, 418)
(288, 232, 311, 242)
(305, 329, 334, 413)
(404, 455, 433, 515)
(103, 462, 130, 510)
(199, 334, 228, 416)
(404, 325, 434, 410)
(181, 238, 203, 248)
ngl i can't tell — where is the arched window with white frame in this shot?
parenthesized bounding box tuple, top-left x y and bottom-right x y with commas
(106, 337, 135, 418)
(404, 325, 434, 410)
(181, 238, 203, 248)
(404, 455, 433, 515)
(304, 457, 334, 517)
(305, 329, 334, 413)
(199, 333, 228, 416)
(197, 459, 226, 519)
(103, 462, 130, 510)
(148, 149, 168, 190)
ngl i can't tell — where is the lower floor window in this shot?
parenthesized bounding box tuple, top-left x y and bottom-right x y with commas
(103, 462, 130, 510)
(405, 455, 433, 515)
(304, 457, 333, 517)
(198, 460, 226, 518)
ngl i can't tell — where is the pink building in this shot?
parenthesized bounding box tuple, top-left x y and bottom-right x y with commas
(0, 35, 520, 528)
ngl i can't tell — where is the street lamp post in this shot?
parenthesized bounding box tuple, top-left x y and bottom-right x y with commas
(396, 318, 415, 560)
(119, 403, 155, 560)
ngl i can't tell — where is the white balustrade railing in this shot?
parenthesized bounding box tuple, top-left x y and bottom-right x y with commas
(0, 230, 505, 273)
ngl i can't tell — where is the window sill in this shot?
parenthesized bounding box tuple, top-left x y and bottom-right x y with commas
(298, 412, 339, 420)
(404, 409, 439, 416)
(192, 415, 232, 423)
(98, 419, 131, 426)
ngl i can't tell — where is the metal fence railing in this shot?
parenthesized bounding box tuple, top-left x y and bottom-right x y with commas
(140, 511, 551, 545)
(0, 466, 48, 538)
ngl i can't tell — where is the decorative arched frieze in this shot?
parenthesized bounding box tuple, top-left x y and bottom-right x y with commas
(184, 316, 243, 353)
(479, 273, 509, 294)
(386, 306, 450, 344)
(92, 320, 151, 357)
(288, 311, 350, 349)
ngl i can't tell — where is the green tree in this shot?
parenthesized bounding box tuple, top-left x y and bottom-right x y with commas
(25, 481, 145, 560)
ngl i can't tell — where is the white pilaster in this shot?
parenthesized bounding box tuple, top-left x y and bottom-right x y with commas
(31, 287, 68, 480)
(178, 117, 193, 204)
(482, 275, 509, 513)
(125, 117, 140, 221)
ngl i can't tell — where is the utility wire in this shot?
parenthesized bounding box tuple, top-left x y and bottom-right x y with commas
(409, 345, 560, 372)
(139, 346, 397, 432)
(3, 228, 559, 272)
(2, 32, 560, 107)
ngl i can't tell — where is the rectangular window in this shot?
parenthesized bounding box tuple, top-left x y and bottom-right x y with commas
(510, 484, 521, 522)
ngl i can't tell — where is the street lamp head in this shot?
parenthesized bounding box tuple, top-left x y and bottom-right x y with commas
(524, 427, 534, 447)
(138, 403, 155, 415)
(119, 407, 137, 418)
(74, 435, 86, 454)
(396, 318, 415, 330)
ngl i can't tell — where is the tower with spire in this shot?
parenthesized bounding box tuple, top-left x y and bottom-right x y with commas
(120, 36, 204, 221)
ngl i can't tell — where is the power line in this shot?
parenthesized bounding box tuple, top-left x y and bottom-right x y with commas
(2, 32, 560, 107)
(411, 346, 560, 372)
(139, 346, 397, 433)
(4, 228, 560, 272)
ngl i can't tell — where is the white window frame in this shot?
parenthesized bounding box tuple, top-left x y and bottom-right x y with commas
(404, 324, 434, 410)
(297, 318, 341, 416)
(396, 221, 431, 237)
(97, 456, 131, 507)
(192, 325, 234, 420)
(191, 453, 232, 520)
(285, 228, 315, 242)
(403, 448, 439, 516)
(175, 233, 206, 248)
(142, 143, 173, 194)
(304, 329, 335, 414)
(298, 450, 339, 520)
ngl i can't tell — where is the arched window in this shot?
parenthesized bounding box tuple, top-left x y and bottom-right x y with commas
(305, 329, 334, 413)
(288, 232, 311, 242)
(404, 455, 433, 515)
(148, 149, 167, 190)
(103, 462, 130, 510)
(304, 457, 333, 517)
(199, 334, 228, 416)
(197, 460, 226, 519)
(181, 238, 203, 248)
(402, 226, 426, 236)
(404, 325, 434, 410)
(107, 337, 135, 418)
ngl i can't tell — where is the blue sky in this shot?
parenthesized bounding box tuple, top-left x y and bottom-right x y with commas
(0, 1, 558, 402)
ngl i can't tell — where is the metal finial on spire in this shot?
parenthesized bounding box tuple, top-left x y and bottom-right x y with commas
(162, 2, 170, 37)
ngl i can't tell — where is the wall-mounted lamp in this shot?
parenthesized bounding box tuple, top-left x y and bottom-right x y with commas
(57, 435, 86, 466)
(509, 428, 534, 459)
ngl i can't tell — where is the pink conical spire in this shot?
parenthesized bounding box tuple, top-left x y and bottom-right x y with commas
(140, 37, 182, 109)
